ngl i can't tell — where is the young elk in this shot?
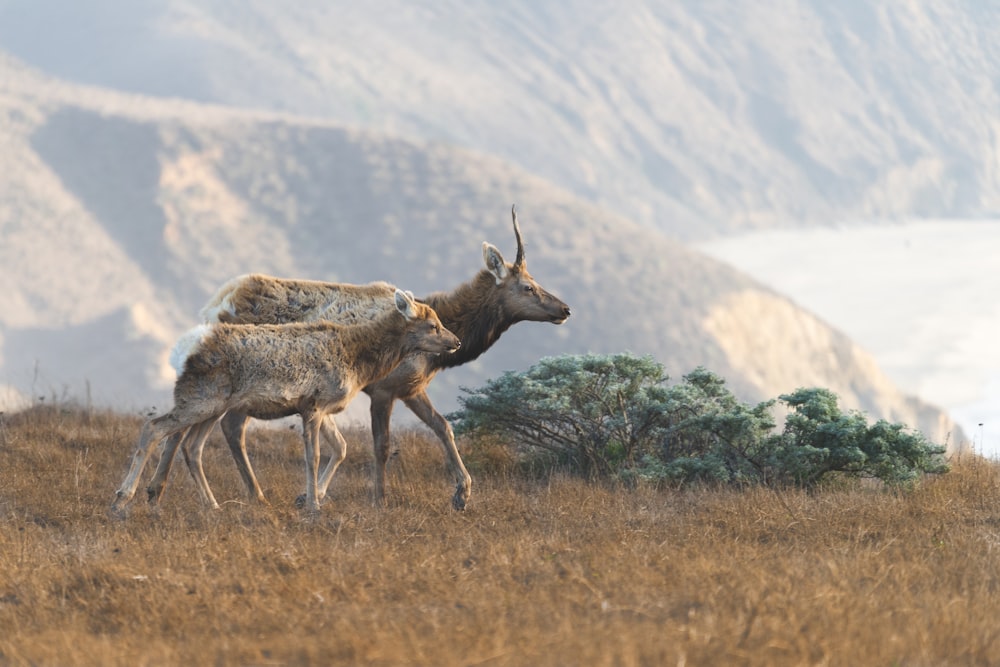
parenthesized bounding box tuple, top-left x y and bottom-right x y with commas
(111, 289, 460, 514)
(188, 206, 570, 511)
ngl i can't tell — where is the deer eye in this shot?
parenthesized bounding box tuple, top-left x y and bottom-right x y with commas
(523, 284, 535, 293)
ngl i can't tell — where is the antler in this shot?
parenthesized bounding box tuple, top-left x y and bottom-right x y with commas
(511, 204, 525, 268)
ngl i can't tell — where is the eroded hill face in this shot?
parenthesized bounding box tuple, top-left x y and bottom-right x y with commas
(703, 290, 957, 445)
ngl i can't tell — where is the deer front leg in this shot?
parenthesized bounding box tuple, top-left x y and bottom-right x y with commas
(315, 415, 349, 501)
(300, 410, 325, 513)
(295, 415, 348, 508)
(370, 390, 396, 507)
(404, 391, 471, 510)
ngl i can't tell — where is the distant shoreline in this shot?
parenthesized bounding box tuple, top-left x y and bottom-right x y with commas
(698, 220, 1000, 457)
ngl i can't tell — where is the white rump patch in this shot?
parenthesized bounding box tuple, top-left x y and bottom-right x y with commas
(169, 324, 211, 375)
(199, 274, 248, 323)
(199, 293, 236, 323)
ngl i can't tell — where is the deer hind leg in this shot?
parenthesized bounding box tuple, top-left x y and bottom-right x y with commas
(369, 390, 396, 507)
(220, 411, 269, 504)
(404, 391, 471, 511)
(181, 416, 226, 509)
(112, 412, 189, 513)
(145, 428, 188, 506)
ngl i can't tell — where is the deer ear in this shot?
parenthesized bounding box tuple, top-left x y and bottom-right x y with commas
(483, 242, 508, 284)
(394, 289, 417, 319)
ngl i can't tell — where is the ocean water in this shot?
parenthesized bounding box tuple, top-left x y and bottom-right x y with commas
(697, 220, 1000, 457)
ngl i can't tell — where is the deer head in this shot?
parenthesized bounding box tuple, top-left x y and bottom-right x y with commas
(482, 206, 571, 324)
(395, 289, 462, 354)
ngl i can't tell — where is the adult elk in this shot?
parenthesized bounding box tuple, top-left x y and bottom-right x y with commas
(164, 206, 570, 510)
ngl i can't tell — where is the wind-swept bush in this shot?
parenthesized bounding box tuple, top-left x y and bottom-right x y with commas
(450, 353, 948, 487)
(766, 387, 949, 486)
(449, 353, 675, 477)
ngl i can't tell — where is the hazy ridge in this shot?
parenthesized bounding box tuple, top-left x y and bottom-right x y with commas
(1, 1, 988, 445)
(1, 1, 996, 237)
(0, 57, 955, 443)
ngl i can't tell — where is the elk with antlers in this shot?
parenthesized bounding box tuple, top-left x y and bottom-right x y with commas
(112, 289, 460, 514)
(151, 206, 570, 510)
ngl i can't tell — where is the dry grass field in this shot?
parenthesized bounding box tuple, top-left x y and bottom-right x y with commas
(1, 404, 999, 666)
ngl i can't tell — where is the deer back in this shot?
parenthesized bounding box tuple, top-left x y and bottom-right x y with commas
(202, 273, 397, 325)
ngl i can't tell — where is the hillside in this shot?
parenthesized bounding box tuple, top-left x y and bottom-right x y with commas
(0, 1, 997, 237)
(0, 56, 958, 444)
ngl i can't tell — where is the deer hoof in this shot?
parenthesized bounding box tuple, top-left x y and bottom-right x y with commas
(109, 491, 129, 515)
(109, 496, 130, 519)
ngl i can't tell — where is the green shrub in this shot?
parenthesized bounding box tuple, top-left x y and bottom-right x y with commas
(764, 387, 949, 486)
(450, 353, 948, 488)
(450, 353, 675, 477)
(647, 366, 776, 486)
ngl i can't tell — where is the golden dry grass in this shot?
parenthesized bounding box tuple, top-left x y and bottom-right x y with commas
(1, 404, 999, 666)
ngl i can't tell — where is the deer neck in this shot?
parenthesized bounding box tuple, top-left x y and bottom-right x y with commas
(421, 270, 514, 369)
(340, 315, 412, 385)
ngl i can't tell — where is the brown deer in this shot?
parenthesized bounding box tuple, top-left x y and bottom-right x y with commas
(175, 206, 570, 511)
(111, 289, 460, 514)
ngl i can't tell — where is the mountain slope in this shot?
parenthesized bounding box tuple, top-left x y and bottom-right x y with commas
(1, 1, 997, 238)
(0, 58, 957, 444)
